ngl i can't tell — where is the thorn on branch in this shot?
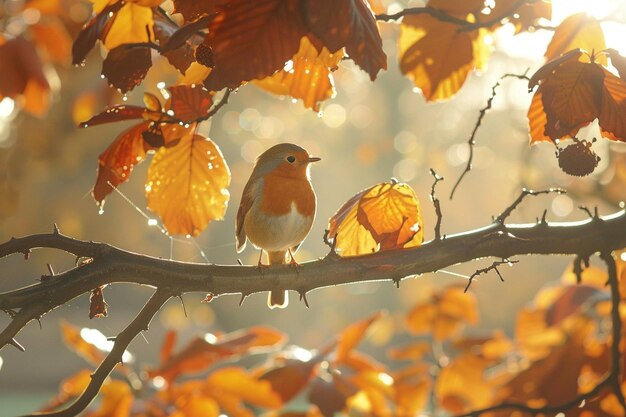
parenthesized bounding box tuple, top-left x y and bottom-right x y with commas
(464, 258, 519, 292)
(429, 168, 444, 240)
(238, 293, 247, 306)
(495, 188, 565, 224)
(46, 263, 55, 276)
(579, 206, 594, 218)
(177, 295, 187, 318)
(299, 291, 310, 308)
(9, 337, 25, 352)
(572, 255, 589, 284)
(52, 223, 60, 235)
(450, 72, 531, 199)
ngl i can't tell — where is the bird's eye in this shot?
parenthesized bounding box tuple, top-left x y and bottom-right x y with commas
(286, 156, 296, 163)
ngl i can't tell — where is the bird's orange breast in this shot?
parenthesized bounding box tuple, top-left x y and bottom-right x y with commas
(260, 173, 316, 217)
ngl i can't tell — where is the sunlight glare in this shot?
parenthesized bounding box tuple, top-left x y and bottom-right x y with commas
(80, 327, 133, 362)
(0, 97, 15, 118)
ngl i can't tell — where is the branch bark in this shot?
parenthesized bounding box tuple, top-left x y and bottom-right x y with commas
(2, 209, 626, 351)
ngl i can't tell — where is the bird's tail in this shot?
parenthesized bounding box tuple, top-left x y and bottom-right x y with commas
(267, 251, 288, 309)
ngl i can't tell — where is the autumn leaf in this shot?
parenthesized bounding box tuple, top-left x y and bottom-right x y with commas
(599, 67, 626, 142)
(72, 2, 123, 65)
(202, 0, 308, 91)
(388, 341, 431, 361)
(89, 379, 133, 417)
(30, 19, 73, 65)
(79, 105, 148, 127)
(302, 0, 387, 81)
(206, 367, 282, 414)
(89, 286, 108, 319)
(255, 36, 343, 111)
(173, 0, 215, 23)
(0, 36, 51, 116)
(426, 0, 485, 18)
(40, 370, 92, 412)
(607, 48, 626, 79)
(335, 311, 382, 363)
(540, 61, 604, 139)
(153, 10, 206, 74)
(328, 180, 423, 257)
(145, 133, 230, 236)
(545, 13, 606, 66)
(168, 84, 214, 122)
(149, 326, 286, 381)
(482, 0, 552, 33)
(93, 121, 151, 204)
(103, 3, 155, 50)
(406, 286, 478, 341)
(308, 376, 356, 417)
(398, 14, 491, 101)
(102, 45, 152, 93)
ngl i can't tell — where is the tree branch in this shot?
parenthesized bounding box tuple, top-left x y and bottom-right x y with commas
(1, 208, 625, 351)
(22, 288, 172, 417)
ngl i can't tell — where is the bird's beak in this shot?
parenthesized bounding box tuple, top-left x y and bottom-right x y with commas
(308, 156, 321, 163)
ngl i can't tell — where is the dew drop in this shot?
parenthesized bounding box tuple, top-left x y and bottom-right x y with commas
(100, 74, 105, 79)
(98, 207, 104, 215)
(122, 96, 128, 102)
(317, 111, 323, 118)
(148, 219, 158, 226)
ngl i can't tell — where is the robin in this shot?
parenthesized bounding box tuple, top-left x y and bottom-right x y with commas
(236, 143, 320, 309)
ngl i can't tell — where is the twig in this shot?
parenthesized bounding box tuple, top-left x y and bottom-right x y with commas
(464, 259, 518, 292)
(376, 0, 533, 31)
(21, 289, 172, 417)
(495, 188, 565, 224)
(429, 169, 444, 240)
(600, 251, 626, 413)
(450, 72, 530, 199)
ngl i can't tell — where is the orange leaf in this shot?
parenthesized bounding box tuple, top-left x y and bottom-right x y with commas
(540, 60, 604, 140)
(93, 121, 151, 204)
(170, 396, 220, 417)
(302, 0, 386, 81)
(482, 0, 552, 33)
(398, 14, 491, 101)
(72, 2, 123, 65)
(30, 19, 73, 65)
(60, 320, 107, 366)
(173, 0, 215, 22)
(260, 352, 328, 404)
(328, 181, 424, 257)
(427, 0, 485, 18)
(103, 3, 155, 50)
(255, 35, 343, 111)
(168, 84, 214, 122)
(206, 367, 282, 412)
(599, 67, 626, 142)
(435, 353, 495, 413)
(607, 48, 626, 79)
(149, 327, 286, 381)
(336, 311, 382, 363)
(527, 89, 552, 143)
(146, 133, 230, 236)
(89, 379, 133, 417)
(203, 0, 307, 91)
(545, 13, 606, 66)
(387, 341, 431, 361)
(406, 286, 478, 341)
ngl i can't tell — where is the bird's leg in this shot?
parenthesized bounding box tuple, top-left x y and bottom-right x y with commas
(288, 248, 301, 272)
(256, 249, 269, 273)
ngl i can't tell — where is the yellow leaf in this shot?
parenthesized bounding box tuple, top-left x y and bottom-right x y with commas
(545, 13, 606, 66)
(255, 36, 343, 111)
(104, 3, 155, 50)
(146, 133, 230, 236)
(328, 181, 424, 257)
(398, 14, 491, 101)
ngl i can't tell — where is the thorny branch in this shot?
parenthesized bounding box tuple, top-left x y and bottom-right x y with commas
(495, 187, 565, 224)
(429, 168, 444, 241)
(463, 258, 518, 292)
(0, 202, 625, 416)
(450, 72, 530, 199)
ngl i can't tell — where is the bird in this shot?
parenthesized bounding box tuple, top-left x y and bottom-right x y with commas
(236, 143, 320, 309)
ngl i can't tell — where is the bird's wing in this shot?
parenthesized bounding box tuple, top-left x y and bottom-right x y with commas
(235, 177, 259, 253)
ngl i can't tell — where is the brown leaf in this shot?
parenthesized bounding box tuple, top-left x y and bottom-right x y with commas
(203, 0, 307, 91)
(303, 0, 387, 80)
(153, 10, 206, 74)
(89, 286, 108, 319)
(255, 35, 343, 111)
(102, 45, 152, 94)
(308, 376, 355, 417)
(168, 84, 214, 122)
(72, 2, 124, 65)
(599, 67, 626, 142)
(528, 48, 583, 91)
(93, 121, 151, 204)
(79, 105, 147, 127)
(174, 0, 216, 22)
(399, 15, 491, 101)
(545, 13, 607, 66)
(607, 48, 626, 79)
(149, 327, 286, 381)
(145, 133, 230, 236)
(260, 359, 320, 404)
(541, 61, 604, 140)
(328, 181, 424, 257)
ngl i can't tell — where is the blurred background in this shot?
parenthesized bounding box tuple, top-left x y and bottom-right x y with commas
(0, 0, 625, 415)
